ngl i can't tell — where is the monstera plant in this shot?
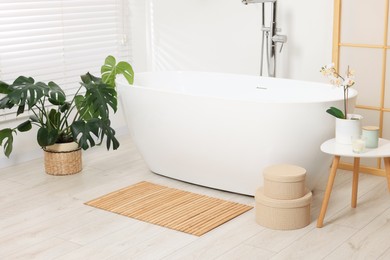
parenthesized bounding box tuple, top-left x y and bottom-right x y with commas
(0, 56, 133, 158)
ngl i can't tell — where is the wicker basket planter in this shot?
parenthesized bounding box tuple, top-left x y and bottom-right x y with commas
(43, 142, 82, 176)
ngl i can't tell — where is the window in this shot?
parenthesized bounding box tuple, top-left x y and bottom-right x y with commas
(0, 0, 131, 118)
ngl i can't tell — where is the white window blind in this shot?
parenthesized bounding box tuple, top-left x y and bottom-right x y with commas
(0, 0, 131, 118)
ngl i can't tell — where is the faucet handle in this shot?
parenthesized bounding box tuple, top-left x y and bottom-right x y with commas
(279, 43, 284, 53)
(272, 34, 287, 53)
(272, 34, 287, 43)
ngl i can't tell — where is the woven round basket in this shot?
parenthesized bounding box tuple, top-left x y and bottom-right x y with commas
(43, 146, 82, 176)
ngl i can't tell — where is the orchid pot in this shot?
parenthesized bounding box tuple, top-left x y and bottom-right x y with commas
(335, 114, 363, 144)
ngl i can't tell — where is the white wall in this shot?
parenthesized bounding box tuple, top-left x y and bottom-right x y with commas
(278, 0, 334, 81)
(147, 0, 334, 82)
(0, 118, 43, 169)
(129, 0, 149, 73)
(0, 0, 334, 168)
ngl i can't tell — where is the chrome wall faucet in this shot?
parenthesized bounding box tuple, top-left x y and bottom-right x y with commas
(242, 0, 287, 77)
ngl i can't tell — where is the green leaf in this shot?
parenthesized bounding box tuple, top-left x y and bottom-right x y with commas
(16, 120, 32, 132)
(74, 95, 92, 120)
(0, 81, 11, 94)
(47, 81, 66, 105)
(77, 81, 117, 120)
(80, 72, 101, 85)
(13, 76, 34, 85)
(70, 118, 119, 151)
(7, 76, 48, 109)
(101, 56, 116, 86)
(101, 55, 134, 87)
(0, 96, 14, 110)
(0, 128, 15, 157)
(37, 127, 58, 147)
(100, 119, 119, 150)
(2, 77, 65, 111)
(47, 108, 61, 130)
(70, 119, 100, 150)
(16, 104, 25, 116)
(116, 61, 134, 85)
(326, 106, 345, 119)
(59, 102, 71, 113)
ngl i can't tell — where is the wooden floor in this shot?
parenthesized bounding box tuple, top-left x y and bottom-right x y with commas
(1, 134, 390, 259)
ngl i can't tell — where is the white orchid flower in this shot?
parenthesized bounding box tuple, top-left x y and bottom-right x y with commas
(321, 64, 355, 119)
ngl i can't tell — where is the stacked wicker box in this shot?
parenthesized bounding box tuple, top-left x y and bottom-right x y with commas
(255, 164, 312, 230)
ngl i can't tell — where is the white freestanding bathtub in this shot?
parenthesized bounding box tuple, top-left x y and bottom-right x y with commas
(118, 71, 357, 196)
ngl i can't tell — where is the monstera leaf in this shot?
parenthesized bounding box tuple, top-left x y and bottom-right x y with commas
(0, 77, 66, 114)
(47, 81, 66, 106)
(0, 121, 33, 157)
(77, 73, 117, 120)
(47, 108, 62, 130)
(99, 118, 119, 150)
(70, 119, 100, 150)
(101, 55, 134, 87)
(0, 81, 11, 94)
(0, 78, 35, 111)
(0, 96, 14, 110)
(7, 76, 47, 110)
(70, 118, 119, 151)
(37, 127, 59, 147)
(16, 120, 32, 132)
(74, 95, 91, 120)
(0, 128, 15, 158)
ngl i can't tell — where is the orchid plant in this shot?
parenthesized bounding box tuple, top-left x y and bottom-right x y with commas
(320, 63, 355, 119)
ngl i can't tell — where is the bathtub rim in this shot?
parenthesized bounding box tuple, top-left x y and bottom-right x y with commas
(117, 71, 358, 105)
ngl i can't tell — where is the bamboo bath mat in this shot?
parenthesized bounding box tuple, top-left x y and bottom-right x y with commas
(85, 181, 253, 236)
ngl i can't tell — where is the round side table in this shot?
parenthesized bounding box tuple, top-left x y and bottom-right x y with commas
(317, 138, 390, 228)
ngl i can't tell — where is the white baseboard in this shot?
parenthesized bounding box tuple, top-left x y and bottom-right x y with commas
(0, 147, 43, 170)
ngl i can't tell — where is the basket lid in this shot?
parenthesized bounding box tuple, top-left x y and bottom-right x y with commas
(263, 164, 306, 182)
(255, 188, 312, 208)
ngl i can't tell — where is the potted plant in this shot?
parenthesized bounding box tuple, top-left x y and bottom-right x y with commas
(0, 55, 133, 175)
(320, 63, 361, 144)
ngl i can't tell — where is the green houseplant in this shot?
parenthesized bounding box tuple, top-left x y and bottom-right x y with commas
(0, 56, 133, 163)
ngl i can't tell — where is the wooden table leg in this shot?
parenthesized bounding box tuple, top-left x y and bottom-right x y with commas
(384, 157, 390, 191)
(317, 155, 340, 228)
(351, 157, 360, 208)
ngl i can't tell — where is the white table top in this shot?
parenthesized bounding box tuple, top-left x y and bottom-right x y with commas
(321, 138, 390, 158)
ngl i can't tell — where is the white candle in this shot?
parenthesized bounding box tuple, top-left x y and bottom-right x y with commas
(352, 139, 365, 153)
